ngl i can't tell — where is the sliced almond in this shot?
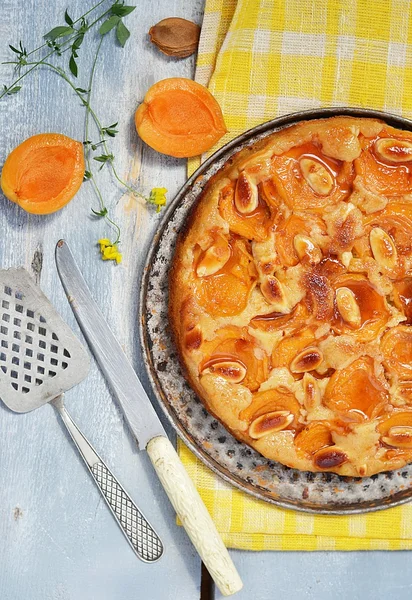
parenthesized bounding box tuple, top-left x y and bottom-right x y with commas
(335, 287, 362, 328)
(196, 235, 231, 277)
(235, 171, 259, 214)
(313, 446, 348, 469)
(249, 410, 294, 439)
(299, 157, 334, 196)
(374, 138, 412, 164)
(382, 425, 412, 449)
(184, 325, 202, 351)
(290, 347, 323, 374)
(369, 227, 397, 270)
(260, 275, 288, 311)
(302, 372, 321, 411)
(293, 234, 322, 265)
(201, 360, 247, 384)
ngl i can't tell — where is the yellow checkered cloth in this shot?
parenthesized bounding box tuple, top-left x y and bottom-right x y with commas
(182, 0, 412, 551)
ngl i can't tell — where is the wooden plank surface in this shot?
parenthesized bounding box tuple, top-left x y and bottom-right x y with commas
(0, 1, 203, 599)
(3, 2, 412, 600)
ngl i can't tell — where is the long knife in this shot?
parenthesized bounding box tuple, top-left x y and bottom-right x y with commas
(55, 240, 242, 597)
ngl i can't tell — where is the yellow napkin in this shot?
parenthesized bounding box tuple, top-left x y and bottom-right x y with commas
(182, 0, 412, 551)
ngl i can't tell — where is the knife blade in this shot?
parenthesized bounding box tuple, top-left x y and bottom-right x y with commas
(55, 240, 165, 449)
(55, 240, 243, 597)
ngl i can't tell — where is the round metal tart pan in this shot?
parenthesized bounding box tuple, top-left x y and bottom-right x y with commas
(140, 107, 412, 514)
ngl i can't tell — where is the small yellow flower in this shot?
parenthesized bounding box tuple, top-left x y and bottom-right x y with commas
(98, 239, 122, 264)
(149, 187, 167, 213)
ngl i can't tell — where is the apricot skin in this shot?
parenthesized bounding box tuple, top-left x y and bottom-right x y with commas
(135, 78, 227, 158)
(1, 133, 84, 215)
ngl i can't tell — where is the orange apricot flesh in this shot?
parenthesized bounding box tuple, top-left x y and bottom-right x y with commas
(1, 133, 84, 215)
(135, 78, 227, 158)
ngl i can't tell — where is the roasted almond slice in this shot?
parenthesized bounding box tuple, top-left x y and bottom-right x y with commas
(202, 360, 247, 384)
(184, 325, 202, 351)
(260, 275, 288, 310)
(196, 235, 231, 277)
(235, 171, 259, 214)
(302, 372, 321, 411)
(249, 410, 294, 439)
(382, 425, 412, 449)
(290, 347, 323, 373)
(313, 447, 348, 469)
(335, 286, 362, 328)
(369, 227, 397, 269)
(374, 138, 412, 164)
(299, 157, 334, 196)
(293, 234, 322, 264)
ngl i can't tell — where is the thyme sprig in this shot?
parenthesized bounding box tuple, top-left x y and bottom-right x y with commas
(1, 1, 166, 261)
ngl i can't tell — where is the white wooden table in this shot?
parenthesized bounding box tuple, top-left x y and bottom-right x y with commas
(1, 2, 412, 599)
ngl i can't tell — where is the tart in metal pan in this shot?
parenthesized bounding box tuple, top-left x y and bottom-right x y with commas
(140, 108, 412, 514)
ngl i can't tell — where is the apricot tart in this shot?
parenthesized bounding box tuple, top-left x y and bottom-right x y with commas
(169, 116, 412, 477)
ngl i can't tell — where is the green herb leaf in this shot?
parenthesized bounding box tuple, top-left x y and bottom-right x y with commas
(9, 45, 21, 55)
(3, 84, 21, 95)
(44, 25, 75, 41)
(94, 153, 114, 169)
(101, 122, 119, 137)
(116, 20, 130, 47)
(69, 54, 78, 77)
(64, 10, 74, 26)
(83, 170, 93, 181)
(111, 5, 136, 17)
(91, 207, 108, 217)
(94, 153, 114, 162)
(99, 15, 120, 35)
(72, 34, 84, 52)
(75, 87, 88, 93)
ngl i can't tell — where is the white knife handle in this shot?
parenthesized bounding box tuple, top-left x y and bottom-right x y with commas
(147, 435, 243, 596)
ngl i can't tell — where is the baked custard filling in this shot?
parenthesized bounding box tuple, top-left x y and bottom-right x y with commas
(169, 117, 412, 477)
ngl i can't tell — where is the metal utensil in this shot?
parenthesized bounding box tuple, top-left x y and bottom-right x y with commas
(55, 239, 243, 597)
(0, 267, 163, 562)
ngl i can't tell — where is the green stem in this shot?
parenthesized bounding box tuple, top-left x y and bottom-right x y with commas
(0, 5, 113, 100)
(26, 0, 108, 58)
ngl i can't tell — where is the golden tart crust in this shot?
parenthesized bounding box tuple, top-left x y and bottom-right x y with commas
(169, 116, 412, 477)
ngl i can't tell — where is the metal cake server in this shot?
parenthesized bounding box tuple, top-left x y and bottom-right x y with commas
(55, 239, 243, 597)
(0, 267, 163, 563)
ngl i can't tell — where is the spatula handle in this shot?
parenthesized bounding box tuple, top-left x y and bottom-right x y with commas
(147, 435, 243, 596)
(54, 397, 163, 562)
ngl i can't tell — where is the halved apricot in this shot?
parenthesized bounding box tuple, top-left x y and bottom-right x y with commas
(324, 356, 389, 419)
(393, 278, 412, 324)
(250, 302, 309, 334)
(240, 387, 301, 426)
(271, 142, 353, 210)
(275, 213, 325, 267)
(271, 326, 317, 372)
(294, 421, 334, 456)
(200, 327, 268, 391)
(331, 274, 390, 342)
(135, 78, 227, 158)
(381, 325, 412, 380)
(1, 133, 84, 214)
(218, 182, 273, 242)
(355, 130, 412, 196)
(195, 235, 257, 317)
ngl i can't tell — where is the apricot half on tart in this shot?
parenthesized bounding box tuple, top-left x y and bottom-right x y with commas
(170, 116, 412, 477)
(1, 133, 84, 215)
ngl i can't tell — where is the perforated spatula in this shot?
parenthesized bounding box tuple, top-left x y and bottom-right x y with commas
(0, 267, 163, 562)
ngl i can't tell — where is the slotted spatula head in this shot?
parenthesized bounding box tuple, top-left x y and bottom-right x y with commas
(0, 268, 90, 413)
